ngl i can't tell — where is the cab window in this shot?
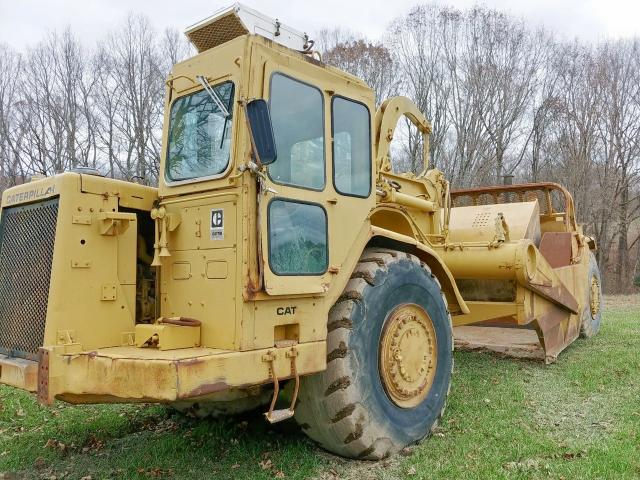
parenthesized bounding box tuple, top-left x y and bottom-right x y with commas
(165, 81, 234, 182)
(332, 97, 371, 197)
(268, 74, 325, 190)
(268, 200, 328, 275)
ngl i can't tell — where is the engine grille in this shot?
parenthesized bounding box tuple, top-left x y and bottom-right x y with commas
(0, 198, 59, 359)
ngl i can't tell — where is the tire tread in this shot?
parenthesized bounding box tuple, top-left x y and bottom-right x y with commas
(295, 248, 453, 459)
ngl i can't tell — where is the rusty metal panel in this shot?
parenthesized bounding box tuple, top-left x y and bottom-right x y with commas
(539, 232, 573, 268)
(37, 348, 50, 404)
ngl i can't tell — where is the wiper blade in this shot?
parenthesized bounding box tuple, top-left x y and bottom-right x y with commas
(196, 75, 230, 118)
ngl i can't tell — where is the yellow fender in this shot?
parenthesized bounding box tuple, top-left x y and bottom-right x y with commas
(367, 226, 469, 315)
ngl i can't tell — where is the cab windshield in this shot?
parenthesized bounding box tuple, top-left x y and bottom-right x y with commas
(165, 81, 235, 182)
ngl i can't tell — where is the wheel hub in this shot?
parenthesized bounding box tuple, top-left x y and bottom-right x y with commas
(379, 304, 437, 409)
(590, 276, 601, 318)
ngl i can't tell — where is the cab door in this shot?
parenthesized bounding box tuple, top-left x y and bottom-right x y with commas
(256, 50, 375, 296)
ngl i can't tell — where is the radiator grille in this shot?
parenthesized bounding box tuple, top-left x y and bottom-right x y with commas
(0, 198, 59, 359)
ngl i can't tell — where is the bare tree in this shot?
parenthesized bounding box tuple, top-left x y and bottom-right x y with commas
(595, 39, 640, 290)
(0, 44, 25, 189)
(160, 27, 193, 73)
(16, 29, 95, 175)
(100, 14, 164, 184)
(467, 8, 545, 180)
(317, 28, 398, 105)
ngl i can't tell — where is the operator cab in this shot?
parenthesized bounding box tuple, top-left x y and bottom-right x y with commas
(157, 3, 377, 299)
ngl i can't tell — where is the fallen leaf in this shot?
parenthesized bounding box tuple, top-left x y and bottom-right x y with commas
(400, 447, 414, 457)
(16, 408, 25, 417)
(44, 439, 66, 451)
(274, 471, 285, 479)
(407, 466, 417, 476)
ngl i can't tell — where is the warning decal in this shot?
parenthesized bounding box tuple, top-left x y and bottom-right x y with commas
(210, 208, 224, 240)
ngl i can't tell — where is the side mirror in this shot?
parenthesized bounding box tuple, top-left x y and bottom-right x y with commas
(246, 99, 277, 165)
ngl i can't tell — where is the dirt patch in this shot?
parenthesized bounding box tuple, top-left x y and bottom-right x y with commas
(603, 294, 640, 309)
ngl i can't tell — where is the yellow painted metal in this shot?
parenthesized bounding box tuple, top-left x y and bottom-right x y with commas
(379, 304, 437, 409)
(39, 340, 325, 404)
(134, 323, 201, 350)
(452, 301, 520, 327)
(374, 96, 432, 175)
(378, 188, 436, 213)
(448, 201, 541, 245)
(0, 353, 37, 392)
(443, 183, 595, 360)
(369, 226, 469, 315)
(1, 173, 157, 356)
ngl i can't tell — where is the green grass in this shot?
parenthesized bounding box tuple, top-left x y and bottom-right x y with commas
(0, 300, 638, 479)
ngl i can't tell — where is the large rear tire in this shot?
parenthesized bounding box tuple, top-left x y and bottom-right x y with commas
(580, 251, 603, 338)
(294, 248, 453, 459)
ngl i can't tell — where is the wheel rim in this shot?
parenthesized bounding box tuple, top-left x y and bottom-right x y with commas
(589, 275, 601, 318)
(379, 303, 438, 409)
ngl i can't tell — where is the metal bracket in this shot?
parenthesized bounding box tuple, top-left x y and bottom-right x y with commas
(263, 347, 300, 423)
(37, 348, 51, 405)
(97, 211, 135, 236)
(493, 212, 510, 243)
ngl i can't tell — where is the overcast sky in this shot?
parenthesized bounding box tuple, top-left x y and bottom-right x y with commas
(1, 0, 640, 51)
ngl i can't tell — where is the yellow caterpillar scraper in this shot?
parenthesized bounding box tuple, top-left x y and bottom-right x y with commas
(0, 3, 601, 460)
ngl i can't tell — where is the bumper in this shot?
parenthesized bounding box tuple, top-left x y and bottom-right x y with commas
(0, 353, 38, 392)
(0, 341, 326, 404)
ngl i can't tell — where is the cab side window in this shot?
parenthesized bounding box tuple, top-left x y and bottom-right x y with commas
(332, 97, 371, 197)
(268, 74, 325, 190)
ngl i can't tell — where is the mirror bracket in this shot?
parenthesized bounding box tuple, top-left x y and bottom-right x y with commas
(233, 160, 278, 195)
